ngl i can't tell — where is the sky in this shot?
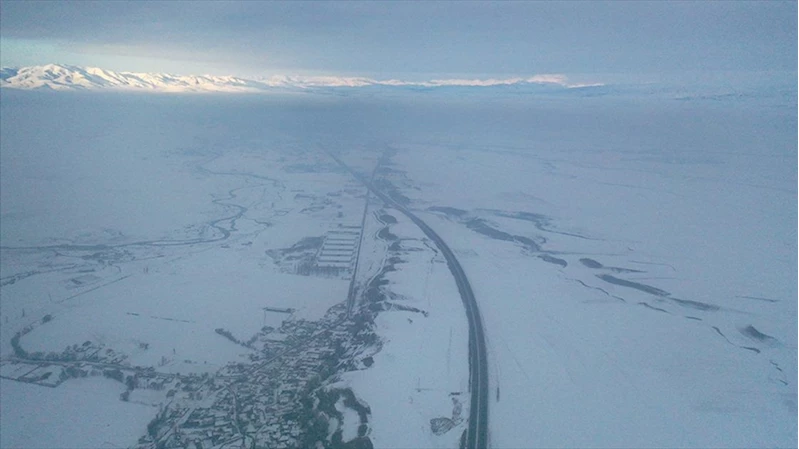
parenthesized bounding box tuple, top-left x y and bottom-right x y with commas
(0, 1, 796, 81)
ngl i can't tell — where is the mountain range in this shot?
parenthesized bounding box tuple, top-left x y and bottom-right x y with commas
(0, 64, 599, 94)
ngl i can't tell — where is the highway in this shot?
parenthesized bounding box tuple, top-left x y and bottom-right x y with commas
(329, 153, 489, 449)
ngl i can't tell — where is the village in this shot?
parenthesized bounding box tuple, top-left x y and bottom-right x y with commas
(1, 221, 379, 449)
(1, 297, 374, 449)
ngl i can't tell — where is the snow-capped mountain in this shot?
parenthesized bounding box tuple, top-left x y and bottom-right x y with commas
(0, 64, 598, 93)
(0, 64, 269, 93)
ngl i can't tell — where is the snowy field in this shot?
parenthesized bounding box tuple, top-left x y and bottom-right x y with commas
(0, 88, 795, 448)
(336, 204, 470, 448)
(0, 376, 155, 449)
(0, 92, 368, 447)
(354, 95, 797, 448)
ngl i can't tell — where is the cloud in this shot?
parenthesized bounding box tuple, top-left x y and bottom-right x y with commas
(1, 1, 795, 77)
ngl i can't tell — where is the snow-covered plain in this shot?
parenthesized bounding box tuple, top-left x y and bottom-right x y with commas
(0, 86, 795, 448)
(353, 95, 797, 448)
(336, 205, 470, 448)
(1, 91, 372, 447)
(0, 376, 155, 449)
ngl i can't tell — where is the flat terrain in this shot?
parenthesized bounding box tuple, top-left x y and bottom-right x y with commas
(1, 90, 795, 448)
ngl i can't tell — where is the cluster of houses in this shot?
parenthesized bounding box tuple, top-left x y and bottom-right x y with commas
(169, 393, 303, 448)
(275, 224, 363, 279)
(0, 360, 68, 387)
(1, 339, 149, 388)
(316, 226, 361, 271)
(141, 301, 364, 448)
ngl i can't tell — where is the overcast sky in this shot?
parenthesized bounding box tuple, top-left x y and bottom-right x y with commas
(0, 1, 795, 80)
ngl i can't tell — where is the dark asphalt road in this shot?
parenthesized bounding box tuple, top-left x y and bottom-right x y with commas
(329, 153, 489, 448)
